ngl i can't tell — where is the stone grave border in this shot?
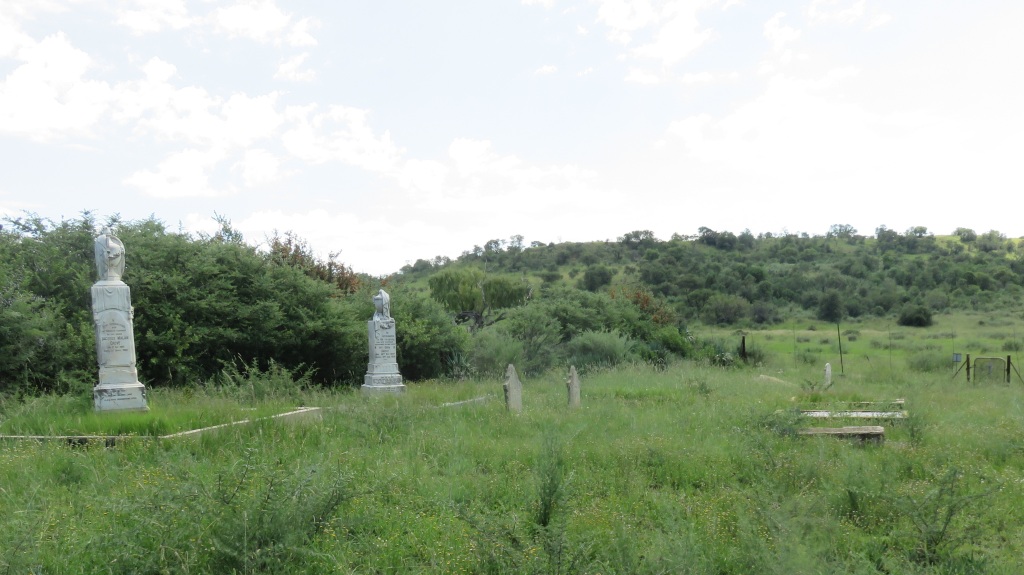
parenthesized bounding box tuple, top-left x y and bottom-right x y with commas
(0, 406, 322, 447)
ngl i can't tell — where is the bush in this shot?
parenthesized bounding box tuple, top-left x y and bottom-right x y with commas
(501, 304, 563, 375)
(391, 286, 470, 381)
(652, 326, 694, 358)
(564, 330, 633, 370)
(701, 294, 750, 325)
(898, 304, 934, 327)
(907, 353, 949, 372)
(468, 328, 523, 379)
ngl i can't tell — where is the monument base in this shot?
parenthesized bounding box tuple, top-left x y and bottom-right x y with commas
(361, 373, 405, 393)
(94, 382, 149, 412)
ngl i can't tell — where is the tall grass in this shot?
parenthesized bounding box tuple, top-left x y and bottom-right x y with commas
(2, 358, 1024, 573)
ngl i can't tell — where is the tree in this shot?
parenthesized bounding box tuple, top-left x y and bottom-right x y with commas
(817, 290, 846, 324)
(827, 224, 858, 240)
(818, 289, 847, 373)
(427, 268, 529, 329)
(954, 227, 977, 244)
(701, 294, 750, 325)
(898, 303, 933, 327)
(976, 230, 1007, 253)
(581, 265, 614, 292)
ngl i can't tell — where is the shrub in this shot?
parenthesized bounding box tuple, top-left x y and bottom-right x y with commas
(468, 328, 523, 379)
(501, 304, 563, 375)
(652, 326, 694, 358)
(907, 353, 949, 372)
(898, 304, 934, 327)
(564, 330, 633, 370)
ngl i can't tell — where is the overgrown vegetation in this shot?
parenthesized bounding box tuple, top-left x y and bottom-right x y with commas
(2, 362, 1023, 574)
(8, 214, 1024, 397)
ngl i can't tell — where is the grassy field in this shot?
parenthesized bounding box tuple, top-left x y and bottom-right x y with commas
(703, 309, 1024, 382)
(2, 347, 1023, 574)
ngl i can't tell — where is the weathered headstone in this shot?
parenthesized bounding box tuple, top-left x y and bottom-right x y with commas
(91, 229, 148, 412)
(503, 364, 522, 412)
(567, 365, 581, 408)
(824, 362, 832, 389)
(362, 289, 405, 393)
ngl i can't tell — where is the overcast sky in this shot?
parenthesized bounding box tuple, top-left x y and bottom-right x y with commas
(2, 1, 1022, 275)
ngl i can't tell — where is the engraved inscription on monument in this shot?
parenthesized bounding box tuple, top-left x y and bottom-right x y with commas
(362, 289, 405, 393)
(91, 229, 148, 412)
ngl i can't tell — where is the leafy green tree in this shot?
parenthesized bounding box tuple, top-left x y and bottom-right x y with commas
(581, 265, 614, 292)
(954, 227, 977, 244)
(898, 303, 934, 327)
(500, 304, 563, 375)
(976, 230, 1007, 253)
(817, 290, 846, 324)
(827, 224, 857, 240)
(701, 294, 750, 325)
(389, 284, 470, 380)
(427, 268, 529, 329)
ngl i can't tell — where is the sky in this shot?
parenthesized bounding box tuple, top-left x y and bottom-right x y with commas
(2, 1, 1023, 276)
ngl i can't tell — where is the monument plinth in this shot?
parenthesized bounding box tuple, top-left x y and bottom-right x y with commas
(362, 289, 405, 393)
(92, 229, 148, 412)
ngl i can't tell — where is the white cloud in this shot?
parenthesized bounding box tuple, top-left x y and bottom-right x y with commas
(235, 149, 281, 187)
(286, 17, 319, 47)
(116, 0, 193, 34)
(631, 2, 713, 67)
(116, 63, 284, 149)
(680, 71, 714, 84)
(210, 0, 318, 46)
(0, 13, 34, 58)
(596, 0, 658, 44)
(867, 13, 892, 29)
(764, 12, 800, 51)
(808, 0, 865, 25)
(0, 32, 113, 141)
(123, 147, 230, 198)
(396, 159, 450, 197)
(435, 138, 601, 214)
(624, 68, 661, 84)
(534, 64, 558, 75)
(281, 105, 403, 173)
(274, 53, 316, 82)
(808, 0, 889, 29)
(522, 0, 555, 8)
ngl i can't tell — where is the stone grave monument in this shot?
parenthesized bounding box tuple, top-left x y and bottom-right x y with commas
(824, 362, 832, 389)
(91, 229, 148, 412)
(503, 364, 523, 412)
(362, 289, 405, 393)
(567, 365, 581, 408)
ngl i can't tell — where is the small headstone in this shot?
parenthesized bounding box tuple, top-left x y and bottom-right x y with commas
(567, 365, 581, 408)
(92, 229, 148, 412)
(362, 289, 405, 393)
(824, 362, 832, 388)
(503, 364, 522, 412)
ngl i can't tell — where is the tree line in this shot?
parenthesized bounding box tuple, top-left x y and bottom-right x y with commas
(1, 214, 701, 397)
(402, 224, 1024, 328)
(6, 214, 1019, 397)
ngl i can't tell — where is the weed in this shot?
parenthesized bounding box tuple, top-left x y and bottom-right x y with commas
(891, 467, 993, 566)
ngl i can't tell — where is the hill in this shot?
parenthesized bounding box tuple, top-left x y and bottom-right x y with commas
(399, 225, 1024, 327)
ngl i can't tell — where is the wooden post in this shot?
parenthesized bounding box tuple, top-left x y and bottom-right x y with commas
(1007, 355, 1012, 383)
(966, 353, 971, 382)
(837, 323, 845, 374)
(740, 336, 747, 361)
